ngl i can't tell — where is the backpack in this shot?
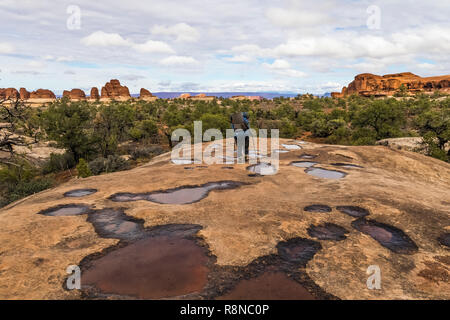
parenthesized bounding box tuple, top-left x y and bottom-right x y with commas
(230, 112, 249, 131)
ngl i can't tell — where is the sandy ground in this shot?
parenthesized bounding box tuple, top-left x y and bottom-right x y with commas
(0, 139, 448, 300)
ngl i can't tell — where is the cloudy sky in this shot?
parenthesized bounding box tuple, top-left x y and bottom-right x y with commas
(1, 0, 449, 94)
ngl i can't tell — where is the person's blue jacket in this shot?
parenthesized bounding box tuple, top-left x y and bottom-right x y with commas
(231, 112, 249, 131)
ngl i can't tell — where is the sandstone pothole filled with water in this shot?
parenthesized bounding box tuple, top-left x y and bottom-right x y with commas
(438, 233, 450, 247)
(63, 189, 97, 197)
(109, 181, 245, 205)
(331, 163, 363, 169)
(299, 154, 317, 159)
(86, 208, 145, 241)
(38, 204, 91, 216)
(291, 161, 318, 168)
(81, 228, 210, 299)
(307, 223, 349, 241)
(216, 272, 316, 300)
(281, 144, 302, 150)
(352, 218, 418, 254)
(336, 205, 370, 217)
(273, 149, 289, 154)
(305, 167, 347, 179)
(304, 204, 332, 213)
(246, 163, 277, 176)
(276, 238, 322, 266)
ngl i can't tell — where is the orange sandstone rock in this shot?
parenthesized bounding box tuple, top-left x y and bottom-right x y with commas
(29, 89, 56, 99)
(90, 87, 100, 100)
(332, 72, 450, 97)
(62, 89, 86, 100)
(140, 88, 153, 98)
(101, 79, 131, 99)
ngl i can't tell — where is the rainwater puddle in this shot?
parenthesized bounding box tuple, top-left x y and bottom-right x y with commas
(352, 218, 418, 254)
(305, 167, 346, 179)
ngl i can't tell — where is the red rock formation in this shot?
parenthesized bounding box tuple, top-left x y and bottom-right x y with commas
(19, 88, 30, 100)
(196, 93, 206, 98)
(0, 88, 20, 100)
(90, 87, 100, 100)
(101, 79, 131, 99)
(62, 89, 86, 100)
(29, 89, 56, 99)
(140, 88, 153, 98)
(332, 72, 450, 97)
(179, 93, 191, 99)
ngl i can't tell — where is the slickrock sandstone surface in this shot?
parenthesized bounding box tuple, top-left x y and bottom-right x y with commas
(101, 79, 131, 100)
(62, 89, 86, 100)
(0, 139, 448, 300)
(332, 72, 450, 97)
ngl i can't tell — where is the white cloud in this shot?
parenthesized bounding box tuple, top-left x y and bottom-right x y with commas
(263, 59, 307, 78)
(81, 31, 130, 47)
(28, 61, 46, 69)
(43, 55, 74, 62)
(223, 55, 253, 63)
(266, 7, 329, 28)
(264, 59, 291, 70)
(132, 40, 175, 54)
(151, 23, 200, 42)
(81, 31, 174, 54)
(160, 55, 199, 66)
(0, 42, 14, 54)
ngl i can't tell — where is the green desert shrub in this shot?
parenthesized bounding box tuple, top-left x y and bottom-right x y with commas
(88, 155, 130, 175)
(42, 152, 76, 174)
(76, 158, 92, 178)
(130, 145, 165, 160)
(0, 160, 53, 207)
(6, 178, 53, 204)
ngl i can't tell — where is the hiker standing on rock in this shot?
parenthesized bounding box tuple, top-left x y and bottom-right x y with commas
(230, 112, 250, 161)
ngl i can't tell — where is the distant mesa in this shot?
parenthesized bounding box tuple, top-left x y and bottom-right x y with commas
(62, 89, 86, 100)
(101, 79, 131, 100)
(179, 93, 191, 99)
(90, 87, 100, 100)
(230, 95, 261, 101)
(332, 72, 450, 98)
(177, 93, 215, 101)
(192, 93, 215, 101)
